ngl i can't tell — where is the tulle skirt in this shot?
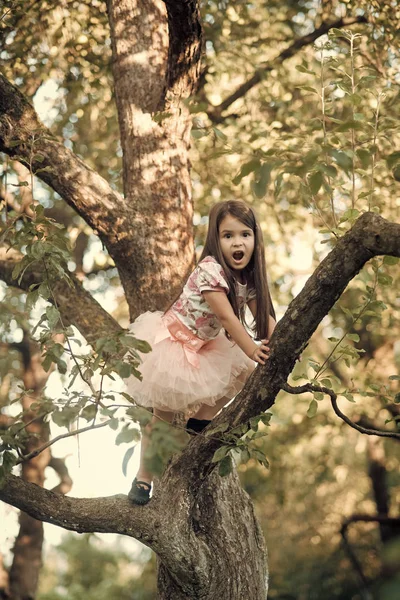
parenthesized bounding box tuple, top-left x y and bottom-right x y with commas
(125, 311, 255, 412)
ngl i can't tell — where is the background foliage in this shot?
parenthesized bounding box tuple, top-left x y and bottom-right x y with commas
(1, 0, 399, 598)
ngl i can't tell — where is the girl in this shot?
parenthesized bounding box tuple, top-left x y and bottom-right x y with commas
(126, 200, 276, 504)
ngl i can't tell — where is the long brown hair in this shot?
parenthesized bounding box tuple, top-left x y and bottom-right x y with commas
(199, 200, 275, 339)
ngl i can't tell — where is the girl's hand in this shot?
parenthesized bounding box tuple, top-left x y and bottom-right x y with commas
(251, 339, 270, 365)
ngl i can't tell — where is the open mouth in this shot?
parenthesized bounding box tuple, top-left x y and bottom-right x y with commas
(232, 251, 244, 262)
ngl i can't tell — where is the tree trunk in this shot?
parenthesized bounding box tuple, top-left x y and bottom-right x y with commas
(8, 336, 51, 600)
(157, 471, 268, 600)
(106, 0, 200, 317)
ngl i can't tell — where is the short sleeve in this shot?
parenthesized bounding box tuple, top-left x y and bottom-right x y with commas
(196, 258, 229, 294)
(246, 287, 257, 302)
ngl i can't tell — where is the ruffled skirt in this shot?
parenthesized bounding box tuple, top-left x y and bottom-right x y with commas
(125, 311, 254, 412)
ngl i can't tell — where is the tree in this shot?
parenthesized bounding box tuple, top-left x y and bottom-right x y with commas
(1, 1, 399, 599)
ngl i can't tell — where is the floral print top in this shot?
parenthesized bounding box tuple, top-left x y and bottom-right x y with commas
(170, 256, 256, 341)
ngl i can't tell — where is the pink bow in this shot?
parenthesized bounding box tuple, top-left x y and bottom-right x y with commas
(154, 311, 206, 368)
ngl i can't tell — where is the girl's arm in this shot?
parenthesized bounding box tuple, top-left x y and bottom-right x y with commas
(202, 291, 270, 365)
(247, 298, 277, 338)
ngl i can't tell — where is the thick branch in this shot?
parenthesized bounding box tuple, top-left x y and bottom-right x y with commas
(208, 15, 368, 122)
(174, 212, 400, 484)
(0, 471, 159, 541)
(0, 74, 126, 243)
(163, 0, 203, 93)
(105, 0, 197, 318)
(0, 251, 123, 346)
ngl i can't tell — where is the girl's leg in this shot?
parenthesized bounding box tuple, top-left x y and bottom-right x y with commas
(191, 362, 256, 421)
(134, 408, 175, 485)
(191, 394, 231, 421)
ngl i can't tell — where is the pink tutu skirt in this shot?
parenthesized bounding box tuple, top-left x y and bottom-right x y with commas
(125, 311, 255, 412)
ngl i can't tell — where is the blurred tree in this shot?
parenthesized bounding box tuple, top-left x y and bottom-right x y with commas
(38, 533, 156, 600)
(0, 1, 399, 599)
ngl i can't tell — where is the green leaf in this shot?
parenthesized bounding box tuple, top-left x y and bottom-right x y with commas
(116, 427, 141, 445)
(212, 445, 231, 463)
(126, 407, 152, 426)
(340, 208, 360, 223)
(347, 333, 360, 342)
(232, 159, 261, 185)
(330, 149, 353, 172)
(341, 392, 355, 402)
(251, 163, 272, 199)
(386, 151, 400, 169)
(317, 164, 337, 178)
(191, 129, 208, 139)
(313, 392, 324, 401)
(218, 455, 233, 477)
(56, 358, 68, 375)
(297, 85, 319, 95)
(8, 139, 21, 148)
(116, 362, 132, 379)
(109, 418, 119, 430)
(42, 354, 54, 372)
(259, 413, 272, 425)
(152, 111, 172, 123)
(320, 378, 333, 389)
(250, 449, 269, 468)
(394, 393, 400, 404)
(388, 375, 400, 381)
(46, 306, 60, 329)
(122, 446, 136, 477)
(307, 399, 318, 418)
(383, 256, 399, 266)
(335, 119, 363, 131)
(295, 64, 315, 75)
(356, 149, 371, 168)
(134, 339, 152, 354)
(328, 28, 351, 39)
(34, 166, 54, 174)
(377, 273, 393, 286)
(206, 422, 229, 436)
(241, 448, 251, 463)
(2, 450, 17, 472)
(308, 171, 323, 195)
(213, 127, 228, 142)
(80, 405, 97, 421)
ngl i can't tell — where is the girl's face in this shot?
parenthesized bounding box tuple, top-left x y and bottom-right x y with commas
(218, 214, 255, 278)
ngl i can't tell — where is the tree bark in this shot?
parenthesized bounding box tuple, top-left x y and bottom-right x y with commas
(8, 336, 51, 600)
(106, 0, 201, 316)
(0, 249, 123, 347)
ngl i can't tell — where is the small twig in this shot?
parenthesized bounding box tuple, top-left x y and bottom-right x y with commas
(15, 420, 111, 464)
(12, 409, 51, 436)
(283, 382, 400, 439)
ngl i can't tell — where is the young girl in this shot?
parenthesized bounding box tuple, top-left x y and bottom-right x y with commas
(126, 200, 276, 504)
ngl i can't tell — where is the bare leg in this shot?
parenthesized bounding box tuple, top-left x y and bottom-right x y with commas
(192, 395, 231, 420)
(135, 408, 175, 485)
(192, 362, 255, 421)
